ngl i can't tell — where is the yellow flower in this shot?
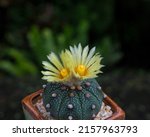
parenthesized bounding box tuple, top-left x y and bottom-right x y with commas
(41, 44, 103, 83)
(66, 43, 103, 80)
(41, 51, 70, 82)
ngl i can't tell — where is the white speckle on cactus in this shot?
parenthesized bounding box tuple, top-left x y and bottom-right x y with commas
(97, 86, 101, 90)
(70, 86, 75, 90)
(68, 104, 73, 109)
(77, 85, 82, 90)
(85, 82, 91, 86)
(42, 85, 46, 88)
(85, 93, 91, 98)
(46, 104, 50, 108)
(69, 93, 75, 97)
(68, 115, 73, 120)
(51, 93, 57, 97)
(92, 104, 96, 109)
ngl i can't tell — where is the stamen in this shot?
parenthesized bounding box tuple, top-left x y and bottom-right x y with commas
(60, 68, 68, 78)
(76, 65, 86, 76)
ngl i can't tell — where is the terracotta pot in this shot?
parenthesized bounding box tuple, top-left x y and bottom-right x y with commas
(22, 89, 125, 120)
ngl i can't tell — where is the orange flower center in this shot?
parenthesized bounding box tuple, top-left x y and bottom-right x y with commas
(76, 65, 87, 76)
(60, 68, 69, 78)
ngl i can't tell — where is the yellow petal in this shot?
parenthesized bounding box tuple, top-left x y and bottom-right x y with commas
(85, 47, 96, 66)
(86, 54, 100, 68)
(47, 52, 63, 70)
(76, 43, 82, 64)
(42, 61, 59, 74)
(69, 45, 78, 66)
(42, 76, 61, 82)
(81, 46, 89, 64)
(60, 50, 70, 68)
(41, 71, 58, 76)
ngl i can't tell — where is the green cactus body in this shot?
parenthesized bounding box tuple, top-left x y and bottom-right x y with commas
(43, 79, 104, 120)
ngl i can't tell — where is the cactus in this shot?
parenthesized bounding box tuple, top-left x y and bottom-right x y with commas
(43, 79, 103, 120)
(41, 44, 104, 120)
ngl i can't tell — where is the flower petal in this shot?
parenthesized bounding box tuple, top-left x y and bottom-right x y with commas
(41, 71, 58, 76)
(47, 52, 63, 70)
(85, 47, 96, 66)
(86, 54, 100, 68)
(81, 46, 89, 64)
(42, 61, 59, 74)
(76, 43, 82, 64)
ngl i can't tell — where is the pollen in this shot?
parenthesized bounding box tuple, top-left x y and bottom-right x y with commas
(60, 68, 69, 78)
(76, 65, 86, 76)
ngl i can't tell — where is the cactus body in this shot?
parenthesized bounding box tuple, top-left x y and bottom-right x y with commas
(43, 79, 104, 120)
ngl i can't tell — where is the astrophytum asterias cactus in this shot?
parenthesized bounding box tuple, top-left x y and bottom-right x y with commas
(41, 44, 104, 120)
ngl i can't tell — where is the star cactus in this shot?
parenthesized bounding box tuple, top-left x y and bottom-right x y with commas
(41, 44, 104, 120)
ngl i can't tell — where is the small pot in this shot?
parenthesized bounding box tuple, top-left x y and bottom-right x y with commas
(22, 89, 125, 120)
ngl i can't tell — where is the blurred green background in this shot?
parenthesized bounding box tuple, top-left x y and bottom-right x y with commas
(0, 0, 150, 119)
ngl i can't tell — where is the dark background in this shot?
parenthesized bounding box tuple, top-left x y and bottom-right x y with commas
(0, 0, 150, 119)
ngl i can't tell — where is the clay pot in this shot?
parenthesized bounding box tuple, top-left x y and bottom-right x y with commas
(22, 89, 125, 120)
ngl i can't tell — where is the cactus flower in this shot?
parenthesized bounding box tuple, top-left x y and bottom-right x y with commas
(41, 44, 103, 84)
